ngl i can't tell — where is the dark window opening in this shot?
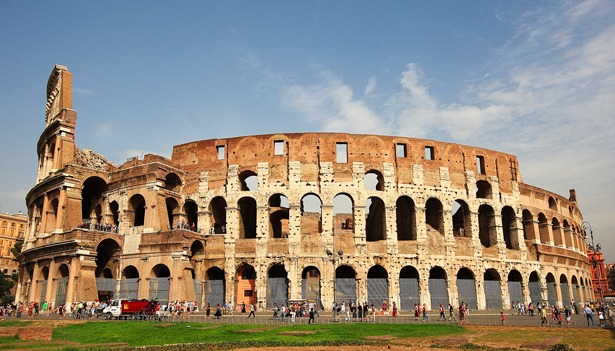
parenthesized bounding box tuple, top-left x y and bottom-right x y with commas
(425, 146, 435, 160)
(477, 156, 486, 175)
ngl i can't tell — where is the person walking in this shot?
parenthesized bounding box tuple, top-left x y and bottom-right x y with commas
(584, 304, 594, 327)
(448, 303, 456, 321)
(500, 312, 507, 326)
(308, 308, 315, 324)
(248, 303, 255, 318)
(272, 303, 279, 320)
(422, 303, 429, 321)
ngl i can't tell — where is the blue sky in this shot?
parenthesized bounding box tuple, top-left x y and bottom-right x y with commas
(1, 1, 614, 259)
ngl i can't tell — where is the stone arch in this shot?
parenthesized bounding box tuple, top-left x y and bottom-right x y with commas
(109, 201, 120, 226)
(563, 220, 573, 249)
(300, 193, 322, 234)
(183, 200, 198, 231)
(239, 170, 258, 191)
(364, 170, 384, 191)
(549, 196, 557, 211)
(122, 265, 139, 279)
(399, 266, 420, 310)
(205, 267, 225, 307)
(267, 264, 288, 308)
(429, 266, 448, 309)
(545, 273, 557, 307)
(571, 275, 580, 306)
(166, 198, 179, 230)
(367, 265, 388, 307)
(81, 176, 108, 224)
(538, 213, 549, 244)
(507, 269, 524, 306)
(149, 264, 170, 304)
(501, 206, 518, 249)
(95, 238, 121, 278)
(238, 196, 257, 239)
(484, 268, 502, 309)
(55, 263, 70, 306)
(164, 172, 182, 192)
(452, 200, 471, 237)
(128, 194, 146, 227)
(269, 194, 289, 238)
(39, 265, 50, 303)
(425, 198, 444, 235)
(301, 266, 321, 308)
(333, 193, 354, 232)
(552, 217, 563, 247)
(560, 274, 570, 307)
(476, 180, 492, 199)
(456, 267, 477, 309)
(478, 204, 496, 247)
(397, 196, 416, 240)
(236, 265, 256, 306)
(151, 264, 171, 278)
(528, 271, 542, 305)
(522, 209, 536, 241)
(50, 197, 59, 230)
(209, 196, 227, 234)
(366, 196, 386, 241)
(335, 265, 356, 304)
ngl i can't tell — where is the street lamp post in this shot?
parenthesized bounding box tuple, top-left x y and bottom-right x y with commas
(583, 221, 605, 306)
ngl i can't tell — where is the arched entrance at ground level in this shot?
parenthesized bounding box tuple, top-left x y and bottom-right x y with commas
(39, 266, 49, 304)
(302, 267, 321, 309)
(484, 269, 502, 309)
(55, 264, 70, 307)
(529, 271, 542, 305)
(267, 265, 288, 308)
(236, 265, 256, 307)
(120, 266, 140, 300)
(399, 266, 420, 310)
(205, 267, 225, 308)
(456, 268, 477, 310)
(149, 264, 170, 305)
(571, 276, 580, 307)
(507, 270, 524, 306)
(95, 239, 121, 301)
(429, 267, 448, 309)
(189, 241, 205, 304)
(546, 273, 557, 307)
(560, 275, 570, 308)
(335, 265, 356, 304)
(367, 265, 388, 308)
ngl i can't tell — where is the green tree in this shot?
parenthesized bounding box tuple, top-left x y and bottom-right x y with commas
(10, 241, 22, 258)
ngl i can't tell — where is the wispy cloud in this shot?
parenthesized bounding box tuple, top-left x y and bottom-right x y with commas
(74, 87, 94, 96)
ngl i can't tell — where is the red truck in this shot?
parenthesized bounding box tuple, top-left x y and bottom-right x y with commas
(103, 299, 159, 320)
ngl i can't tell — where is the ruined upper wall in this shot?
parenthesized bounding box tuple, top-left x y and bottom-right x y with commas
(45, 65, 72, 126)
(172, 133, 523, 194)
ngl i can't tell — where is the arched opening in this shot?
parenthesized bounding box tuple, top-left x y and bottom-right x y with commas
(529, 271, 542, 305)
(546, 273, 557, 307)
(238, 197, 257, 239)
(563, 220, 573, 249)
(538, 213, 550, 244)
(269, 194, 289, 238)
(209, 197, 227, 234)
(166, 198, 179, 230)
(507, 270, 524, 306)
(302, 267, 321, 309)
(149, 264, 171, 305)
(55, 264, 70, 307)
(128, 194, 146, 227)
(397, 196, 416, 240)
(522, 210, 536, 241)
(366, 197, 385, 241)
(95, 238, 120, 300)
(239, 170, 258, 191)
(237, 265, 256, 306)
(81, 177, 109, 225)
(425, 198, 444, 235)
(335, 265, 356, 304)
(399, 266, 420, 310)
(300, 194, 322, 234)
(267, 265, 289, 308)
(184, 201, 198, 231)
(452, 200, 471, 237)
(108, 201, 119, 227)
(367, 265, 388, 308)
(549, 197, 557, 211)
(429, 267, 448, 309)
(205, 267, 225, 308)
(560, 274, 570, 308)
(39, 266, 49, 304)
(552, 218, 563, 247)
(364, 170, 384, 191)
(571, 275, 580, 306)
(122, 266, 140, 279)
(476, 180, 492, 199)
(501, 206, 518, 249)
(164, 173, 182, 192)
(333, 193, 354, 233)
(456, 268, 477, 309)
(484, 269, 502, 309)
(478, 204, 496, 247)
(50, 198, 59, 230)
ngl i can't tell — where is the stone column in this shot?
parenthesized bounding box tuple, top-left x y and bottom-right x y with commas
(385, 206, 398, 255)
(28, 265, 41, 302)
(353, 205, 366, 255)
(476, 277, 486, 310)
(65, 256, 81, 304)
(40, 193, 50, 234)
(46, 260, 57, 305)
(419, 270, 431, 309)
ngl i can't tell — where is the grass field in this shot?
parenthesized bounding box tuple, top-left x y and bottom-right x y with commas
(0, 320, 614, 350)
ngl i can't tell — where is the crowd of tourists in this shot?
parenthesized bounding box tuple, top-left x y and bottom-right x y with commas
(79, 222, 118, 232)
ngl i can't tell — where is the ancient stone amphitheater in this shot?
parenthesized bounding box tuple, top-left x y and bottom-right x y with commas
(16, 65, 592, 311)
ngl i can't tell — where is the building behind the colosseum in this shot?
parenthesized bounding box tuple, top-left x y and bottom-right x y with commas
(16, 65, 592, 311)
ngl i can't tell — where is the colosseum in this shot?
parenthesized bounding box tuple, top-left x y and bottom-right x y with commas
(16, 65, 592, 312)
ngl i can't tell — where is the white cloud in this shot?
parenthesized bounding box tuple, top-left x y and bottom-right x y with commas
(74, 87, 93, 96)
(364, 76, 377, 96)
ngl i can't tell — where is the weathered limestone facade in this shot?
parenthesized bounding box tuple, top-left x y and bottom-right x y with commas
(16, 66, 592, 311)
